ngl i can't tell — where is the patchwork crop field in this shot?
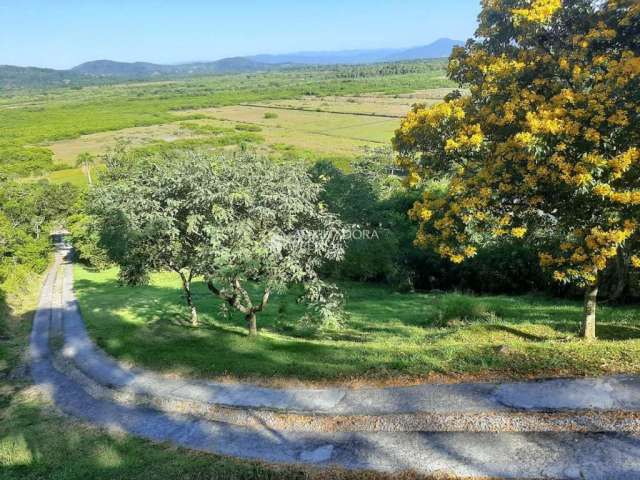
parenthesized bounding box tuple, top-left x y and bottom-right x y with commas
(42, 89, 452, 172)
(0, 62, 454, 185)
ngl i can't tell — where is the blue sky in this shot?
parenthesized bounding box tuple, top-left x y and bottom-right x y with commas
(0, 1, 481, 69)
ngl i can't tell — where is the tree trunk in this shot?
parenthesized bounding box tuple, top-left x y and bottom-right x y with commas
(246, 312, 258, 336)
(185, 288, 198, 327)
(190, 304, 198, 326)
(86, 163, 93, 186)
(581, 279, 598, 341)
(179, 272, 198, 326)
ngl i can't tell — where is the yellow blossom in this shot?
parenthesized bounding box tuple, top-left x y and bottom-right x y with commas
(406, 171, 421, 188)
(553, 271, 566, 282)
(511, 227, 527, 238)
(450, 254, 465, 264)
(592, 184, 612, 197)
(463, 246, 478, 257)
(512, 0, 561, 24)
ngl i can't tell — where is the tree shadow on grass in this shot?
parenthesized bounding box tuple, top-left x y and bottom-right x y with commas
(516, 320, 640, 340)
(73, 272, 640, 383)
(596, 324, 640, 341)
(74, 277, 389, 380)
(484, 324, 548, 342)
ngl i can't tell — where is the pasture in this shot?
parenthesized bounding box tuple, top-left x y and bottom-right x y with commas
(254, 88, 455, 117)
(1, 64, 454, 185)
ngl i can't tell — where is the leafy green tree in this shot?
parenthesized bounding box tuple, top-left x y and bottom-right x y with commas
(0, 176, 81, 312)
(90, 152, 345, 334)
(394, 0, 640, 339)
(0, 209, 50, 300)
(89, 153, 220, 326)
(0, 178, 79, 306)
(309, 151, 412, 287)
(67, 212, 111, 269)
(201, 154, 345, 335)
(0, 181, 80, 234)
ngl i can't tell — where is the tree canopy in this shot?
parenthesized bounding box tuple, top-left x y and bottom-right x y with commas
(0, 179, 80, 305)
(393, 0, 640, 339)
(90, 151, 345, 334)
(89, 152, 222, 325)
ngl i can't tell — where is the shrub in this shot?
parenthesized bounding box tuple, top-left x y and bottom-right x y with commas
(234, 123, 262, 132)
(453, 241, 550, 294)
(431, 294, 500, 327)
(263, 112, 278, 119)
(0, 145, 55, 176)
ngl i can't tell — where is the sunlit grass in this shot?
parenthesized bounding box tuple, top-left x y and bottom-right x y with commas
(0, 260, 426, 480)
(75, 265, 640, 383)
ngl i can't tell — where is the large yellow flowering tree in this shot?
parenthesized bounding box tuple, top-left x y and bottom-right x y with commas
(394, 0, 639, 340)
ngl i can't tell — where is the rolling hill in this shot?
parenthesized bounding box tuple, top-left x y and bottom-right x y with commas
(0, 57, 279, 90)
(0, 38, 464, 90)
(0, 65, 86, 90)
(71, 57, 277, 78)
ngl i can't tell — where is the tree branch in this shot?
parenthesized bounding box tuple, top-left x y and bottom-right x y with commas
(207, 279, 250, 314)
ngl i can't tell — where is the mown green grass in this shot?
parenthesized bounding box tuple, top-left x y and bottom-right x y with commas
(0, 264, 426, 480)
(20, 167, 89, 189)
(75, 265, 640, 383)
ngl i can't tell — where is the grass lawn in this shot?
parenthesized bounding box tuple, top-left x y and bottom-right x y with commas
(20, 167, 89, 189)
(75, 265, 640, 385)
(0, 268, 420, 480)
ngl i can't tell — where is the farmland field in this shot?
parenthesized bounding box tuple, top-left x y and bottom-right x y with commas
(253, 88, 456, 116)
(43, 89, 451, 168)
(0, 62, 454, 184)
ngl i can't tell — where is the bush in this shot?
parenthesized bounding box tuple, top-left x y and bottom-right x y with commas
(1, 264, 43, 305)
(263, 112, 278, 119)
(310, 155, 414, 287)
(118, 262, 150, 286)
(0, 212, 51, 308)
(431, 294, 500, 327)
(234, 123, 262, 132)
(456, 241, 549, 294)
(337, 233, 399, 282)
(0, 144, 55, 176)
(0, 179, 81, 314)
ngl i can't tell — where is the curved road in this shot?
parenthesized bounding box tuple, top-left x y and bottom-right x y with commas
(29, 242, 640, 479)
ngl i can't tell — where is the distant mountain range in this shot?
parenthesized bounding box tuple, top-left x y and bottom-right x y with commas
(250, 38, 464, 65)
(385, 38, 464, 62)
(0, 38, 464, 90)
